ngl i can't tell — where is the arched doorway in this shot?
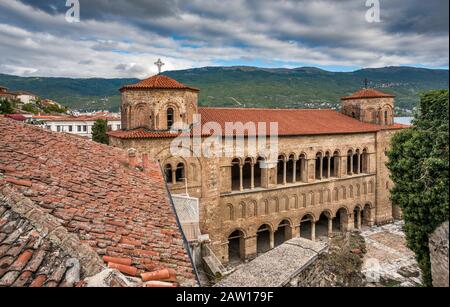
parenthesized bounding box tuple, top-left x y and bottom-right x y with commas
(300, 214, 315, 241)
(257, 224, 272, 254)
(231, 158, 240, 191)
(277, 155, 285, 185)
(242, 158, 252, 190)
(316, 212, 331, 239)
(228, 230, 245, 263)
(362, 204, 373, 227)
(333, 208, 349, 233)
(254, 157, 265, 188)
(354, 207, 362, 230)
(274, 220, 292, 247)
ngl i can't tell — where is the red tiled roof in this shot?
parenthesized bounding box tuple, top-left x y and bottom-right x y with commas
(5, 114, 27, 121)
(109, 107, 405, 139)
(120, 75, 199, 92)
(0, 117, 197, 287)
(342, 88, 395, 100)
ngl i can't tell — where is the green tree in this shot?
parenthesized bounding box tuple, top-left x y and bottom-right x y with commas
(92, 119, 109, 145)
(387, 90, 449, 286)
(0, 99, 14, 114)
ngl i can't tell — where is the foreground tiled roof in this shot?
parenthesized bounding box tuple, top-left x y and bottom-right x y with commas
(341, 88, 395, 100)
(120, 75, 199, 92)
(109, 107, 407, 139)
(0, 117, 197, 287)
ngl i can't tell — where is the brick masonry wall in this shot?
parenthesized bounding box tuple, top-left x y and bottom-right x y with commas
(429, 221, 449, 287)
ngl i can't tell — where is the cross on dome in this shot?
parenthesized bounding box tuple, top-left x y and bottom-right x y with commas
(154, 58, 165, 74)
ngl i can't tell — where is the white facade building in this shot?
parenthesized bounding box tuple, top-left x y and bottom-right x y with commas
(31, 115, 121, 139)
(16, 92, 38, 104)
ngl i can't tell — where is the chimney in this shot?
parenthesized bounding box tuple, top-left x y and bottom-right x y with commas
(127, 148, 137, 168)
(142, 153, 150, 174)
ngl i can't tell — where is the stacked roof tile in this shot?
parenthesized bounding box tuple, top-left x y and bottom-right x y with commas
(341, 88, 396, 100)
(0, 117, 197, 287)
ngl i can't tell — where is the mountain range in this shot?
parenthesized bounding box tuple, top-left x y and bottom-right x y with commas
(0, 66, 448, 114)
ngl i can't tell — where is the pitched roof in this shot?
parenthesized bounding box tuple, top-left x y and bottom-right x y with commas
(0, 117, 197, 287)
(120, 75, 199, 92)
(341, 88, 396, 100)
(32, 115, 120, 122)
(109, 107, 406, 140)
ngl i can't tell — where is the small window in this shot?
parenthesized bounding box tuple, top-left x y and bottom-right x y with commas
(68, 126, 73, 132)
(164, 164, 173, 183)
(384, 110, 389, 125)
(176, 163, 185, 182)
(108, 125, 112, 131)
(56, 126, 61, 132)
(167, 108, 174, 129)
(83, 125, 87, 132)
(77, 125, 82, 132)
(351, 112, 356, 119)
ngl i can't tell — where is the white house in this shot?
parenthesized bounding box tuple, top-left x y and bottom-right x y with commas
(15, 91, 38, 104)
(31, 115, 121, 139)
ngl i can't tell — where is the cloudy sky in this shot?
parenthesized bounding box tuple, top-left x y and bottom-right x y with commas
(0, 0, 448, 78)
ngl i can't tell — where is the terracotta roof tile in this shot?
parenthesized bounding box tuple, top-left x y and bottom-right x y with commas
(0, 117, 197, 287)
(109, 107, 406, 140)
(120, 75, 199, 92)
(341, 88, 395, 100)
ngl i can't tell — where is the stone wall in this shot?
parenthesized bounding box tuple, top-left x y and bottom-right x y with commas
(429, 221, 449, 287)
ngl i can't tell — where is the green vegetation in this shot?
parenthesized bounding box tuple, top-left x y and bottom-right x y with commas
(1, 66, 447, 112)
(387, 90, 449, 287)
(0, 98, 14, 114)
(92, 119, 109, 145)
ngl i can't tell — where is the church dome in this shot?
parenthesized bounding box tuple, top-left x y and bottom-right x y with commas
(342, 88, 395, 100)
(120, 75, 199, 92)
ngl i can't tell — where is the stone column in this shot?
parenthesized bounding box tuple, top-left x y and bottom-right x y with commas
(269, 231, 275, 249)
(292, 224, 300, 238)
(328, 218, 333, 237)
(239, 164, 243, 192)
(292, 159, 297, 183)
(283, 160, 287, 185)
(250, 163, 255, 190)
(244, 236, 257, 261)
(171, 170, 176, 184)
(350, 155, 354, 175)
(311, 222, 316, 242)
(357, 210, 362, 230)
(304, 159, 309, 183)
(357, 154, 361, 174)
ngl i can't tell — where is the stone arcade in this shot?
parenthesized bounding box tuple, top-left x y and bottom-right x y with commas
(109, 73, 407, 265)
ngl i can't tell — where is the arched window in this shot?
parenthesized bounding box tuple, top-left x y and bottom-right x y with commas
(175, 163, 185, 182)
(167, 108, 174, 129)
(164, 164, 173, 183)
(384, 110, 389, 125)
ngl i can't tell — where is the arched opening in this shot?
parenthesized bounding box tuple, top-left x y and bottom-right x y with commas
(316, 212, 331, 239)
(296, 154, 306, 182)
(347, 150, 353, 175)
(300, 214, 315, 241)
(274, 220, 292, 247)
(384, 110, 389, 125)
(277, 155, 285, 185)
(362, 204, 373, 227)
(228, 230, 245, 263)
(167, 108, 174, 129)
(175, 163, 185, 182)
(333, 208, 349, 233)
(331, 151, 339, 177)
(354, 207, 362, 230)
(315, 152, 323, 180)
(242, 158, 252, 190)
(164, 164, 173, 184)
(287, 155, 295, 183)
(362, 148, 369, 173)
(257, 224, 272, 254)
(254, 157, 265, 188)
(231, 158, 241, 191)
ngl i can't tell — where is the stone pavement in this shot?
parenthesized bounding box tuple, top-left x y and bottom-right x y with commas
(361, 221, 422, 287)
(215, 237, 327, 287)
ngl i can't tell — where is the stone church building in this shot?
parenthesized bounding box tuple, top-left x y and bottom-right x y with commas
(109, 73, 407, 265)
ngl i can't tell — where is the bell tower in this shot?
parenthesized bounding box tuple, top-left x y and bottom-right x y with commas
(341, 87, 395, 126)
(119, 61, 199, 131)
